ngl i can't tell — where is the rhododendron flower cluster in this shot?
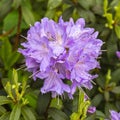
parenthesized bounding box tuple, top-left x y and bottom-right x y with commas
(19, 17, 103, 98)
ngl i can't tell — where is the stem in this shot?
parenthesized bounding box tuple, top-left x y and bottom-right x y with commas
(14, 6, 22, 50)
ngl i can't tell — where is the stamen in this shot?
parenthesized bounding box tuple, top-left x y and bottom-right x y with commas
(29, 70, 40, 78)
(91, 80, 96, 85)
(16, 64, 26, 71)
(101, 50, 107, 52)
(57, 95, 60, 105)
(20, 35, 27, 40)
(97, 57, 102, 59)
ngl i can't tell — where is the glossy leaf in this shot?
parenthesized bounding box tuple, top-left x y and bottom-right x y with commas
(107, 31, 117, 63)
(50, 98, 63, 109)
(0, 0, 12, 18)
(12, 0, 21, 9)
(78, 0, 94, 10)
(0, 112, 10, 120)
(45, 9, 55, 19)
(111, 69, 120, 83)
(25, 91, 38, 109)
(21, 106, 36, 120)
(48, 107, 69, 120)
(115, 25, 120, 39)
(91, 94, 103, 107)
(0, 106, 6, 115)
(62, 6, 74, 21)
(0, 96, 12, 105)
(9, 104, 21, 120)
(36, 93, 51, 115)
(96, 110, 106, 118)
(105, 102, 117, 116)
(47, 0, 62, 9)
(21, 1, 35, 25)
(111, 86, 120, 94)
(3, 10, 18, 33)
(103, 0, 108, 14)
(104, 91, 109, 102)
(6, 51, 20, 69)
(0, 38, 12, 70)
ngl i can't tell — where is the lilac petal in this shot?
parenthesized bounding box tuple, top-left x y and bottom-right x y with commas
(75, 18, 85, 28)
(116, 51, 120, 59)
(110, 110, 120, 120)
(40, 70, 70, 96)
(87, 106, 96, 113)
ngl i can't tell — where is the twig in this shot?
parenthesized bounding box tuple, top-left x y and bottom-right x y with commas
(14, 6, 22, 50)
(0, 27, 15, 38)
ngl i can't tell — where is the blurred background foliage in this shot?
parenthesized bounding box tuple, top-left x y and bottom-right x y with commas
(0, 0, 120, 120)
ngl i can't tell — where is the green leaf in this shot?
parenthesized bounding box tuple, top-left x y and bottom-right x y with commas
(111, 86, 120, 94)
(0, 38, 12, 61)
(106, 69, 111, 85)
(21, 1, 35, 25)
(9, 104, 21, 120)
(0, 38, 12, 70)
(114, 2, 120, 21)
(3, 10, 18, 33)
(78, 9, 96, 23)
(105, 102, 117, 116)
(96, 110, 106, 118)
(25, 92, 37, 109)
(6, 51, 20, 69)
(63, 0, 74, 5)
(48, 0, 62, 9)
(103, 0, 108, 14)
(111, 68, 120, 83)
(96, 74, 105, 88)
(36, 93, 51, 115)
(48, 107, 69, 120)
(104, 13, 114, 29)
(107, 31, 117, 63)
(0, 0, 12, 18)
(115, 25, 120, 39)
(104, 91, 109, 102)
(45, 9, 55, 19)
(91, 94, 103, 107)
(12, 0, 22, 9)
(78, 0, 94, 10)
(0, 96, 12, 105)
(0, 106, 6, 115)
(12, 69, 18, 85)
(62, 6, 74, 21)
(50, 98, 63, 109)
(21, 106, 36, 120)
(0, 112, 10, 120)
(86, 114, 96, 120)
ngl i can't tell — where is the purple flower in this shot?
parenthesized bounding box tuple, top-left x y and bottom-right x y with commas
(116, 51, 120, 59)
(87, 106, 96, 113)
(19, 17, 103, 97)
(110, 110, 120, 120)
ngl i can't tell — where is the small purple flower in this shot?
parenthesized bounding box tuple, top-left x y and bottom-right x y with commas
(19, 17, 103, 98)
(87, 106, 96, 113)
(110, 110, 120, 120)
(116, 51, 120, 59)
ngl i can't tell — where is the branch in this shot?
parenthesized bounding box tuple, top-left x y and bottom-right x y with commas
(14, 6, 22, 50)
